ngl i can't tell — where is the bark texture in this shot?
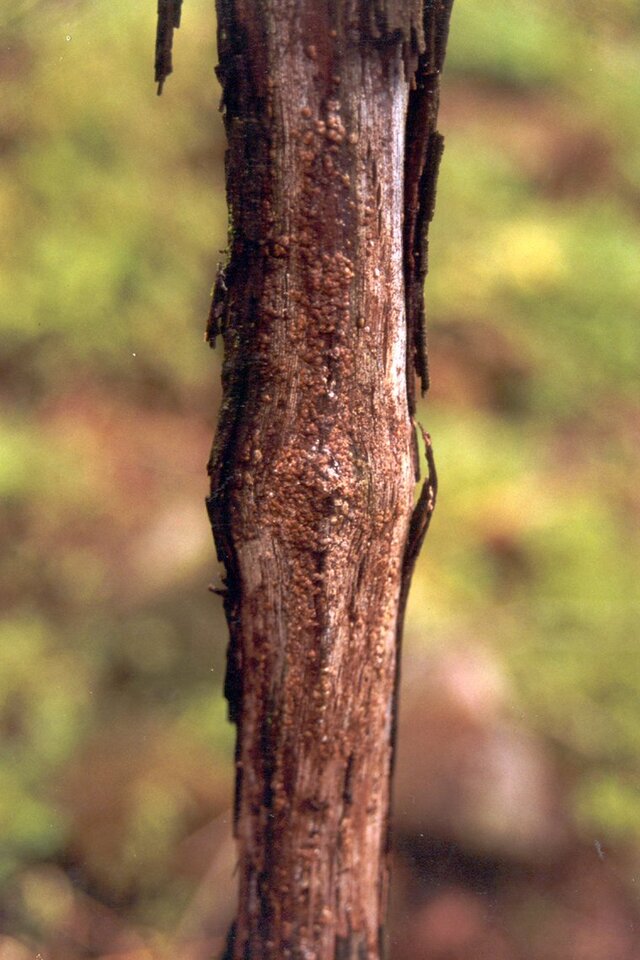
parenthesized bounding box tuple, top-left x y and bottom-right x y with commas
(206, 2, 452, 957)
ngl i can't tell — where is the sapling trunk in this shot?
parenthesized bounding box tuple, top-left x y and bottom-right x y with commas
(157, 2, 452, 957)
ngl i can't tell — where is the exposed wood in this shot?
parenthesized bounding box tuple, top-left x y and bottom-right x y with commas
(200, 1, 453, 957)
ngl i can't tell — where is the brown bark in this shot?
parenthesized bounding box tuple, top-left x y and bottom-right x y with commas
(154, 0, 183, 94)
(204, 2, 452, 958)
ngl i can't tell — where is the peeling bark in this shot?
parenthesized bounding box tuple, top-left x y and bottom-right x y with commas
(202, 2, 453, 957)
(154, 0, 183, 94)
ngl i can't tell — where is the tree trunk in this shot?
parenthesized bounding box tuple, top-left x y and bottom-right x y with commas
(204, 2, 452, 957)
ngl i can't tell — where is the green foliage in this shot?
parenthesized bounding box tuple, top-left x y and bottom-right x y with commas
(412, 0, 640, 851)
(0, 1, 226, 403)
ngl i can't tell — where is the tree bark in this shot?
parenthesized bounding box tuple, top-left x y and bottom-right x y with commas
(205, 2, 452, 957)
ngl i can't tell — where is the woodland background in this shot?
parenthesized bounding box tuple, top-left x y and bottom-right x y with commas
(1, 1, 640, 957)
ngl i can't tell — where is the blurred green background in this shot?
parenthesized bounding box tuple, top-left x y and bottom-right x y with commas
(1, 1, 639, 957)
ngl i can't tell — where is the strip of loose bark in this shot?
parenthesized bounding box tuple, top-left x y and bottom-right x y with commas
(154, 0, 183, 94)
(201, 2, 453, 958)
